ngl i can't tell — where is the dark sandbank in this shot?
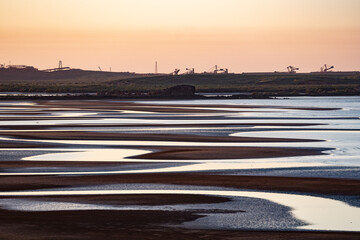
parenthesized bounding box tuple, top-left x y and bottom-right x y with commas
(0, 131, 322, 142)
(0, 209, 358, 240)
(1, 174, 360, 196)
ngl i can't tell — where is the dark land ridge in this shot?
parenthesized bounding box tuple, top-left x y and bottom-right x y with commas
(0, 67, 359, 98)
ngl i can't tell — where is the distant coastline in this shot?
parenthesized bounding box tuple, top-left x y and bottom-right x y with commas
(0, 66, 359, 99)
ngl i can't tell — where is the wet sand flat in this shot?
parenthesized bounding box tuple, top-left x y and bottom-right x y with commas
(0, 142, 55, 148)
(36, 100, 342, 111)
(0, 98, 359, 239)
(1, 122, 323, 131)
(0, 131, 322, 142)
(1, 209, 358, 240)
(0, 146, 323, 164)
(2, 174, 359, 195)
(3, 100, 340, 113)
(135, 146, 324, 160)
(0, 194, 230, 205)
(0, 161, 145, 168)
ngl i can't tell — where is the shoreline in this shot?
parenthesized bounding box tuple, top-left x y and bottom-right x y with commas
(0, 94, 359, 101)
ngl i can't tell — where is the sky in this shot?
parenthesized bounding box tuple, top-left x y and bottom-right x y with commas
(0, 0, 359, 73)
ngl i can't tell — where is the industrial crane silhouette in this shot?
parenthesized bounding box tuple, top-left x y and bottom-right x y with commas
(43, 61, 70, 72)
(287, 66, 299, 74)
(206, 65, 229, 74)
(184, 68, 195, 74)
(320, 64, 334, 72)
(170, 68, 180, 75)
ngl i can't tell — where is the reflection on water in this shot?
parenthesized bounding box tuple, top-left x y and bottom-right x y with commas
(0, 130, 358, 175)
(232, 130, 360, 166)
(23, 149, 151, 162)
(0, 189, 359, 231)
(0, 97, 359, 232)
(0, 161, 325, 176)
(0, 101, 36, 106)
(142, 96, 360, 109)
(0, 118, 359, 129)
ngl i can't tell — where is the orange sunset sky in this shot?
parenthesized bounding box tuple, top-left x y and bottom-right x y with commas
(1, 0, 359, 73)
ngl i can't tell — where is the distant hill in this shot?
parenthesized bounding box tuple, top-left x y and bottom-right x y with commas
(104, 72, 360, 96)
(0, 68, 359, 97)
(0, 68, 139, 82)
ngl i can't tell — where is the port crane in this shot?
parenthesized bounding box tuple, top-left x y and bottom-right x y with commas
(206, 65, 229, 74)
(184, 68, 195, 74)
(43, 61, 70, 72)
(214, 65, 229, 74)
(216, 68, 228, 74)
(320, 64, 334, 72)
(287, 66, 299, 74)
(170, 69, 180, 75)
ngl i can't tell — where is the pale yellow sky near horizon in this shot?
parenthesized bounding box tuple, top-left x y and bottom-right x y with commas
(0, 0, 359, 73)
